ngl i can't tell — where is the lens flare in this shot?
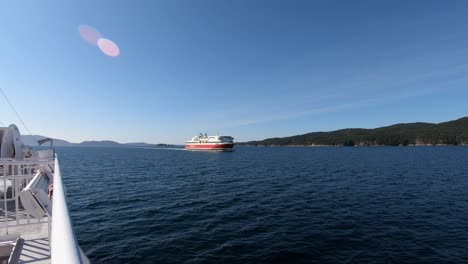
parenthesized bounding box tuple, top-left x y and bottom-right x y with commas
(97, 38, 120, 57)
(78, 25, 101, 46)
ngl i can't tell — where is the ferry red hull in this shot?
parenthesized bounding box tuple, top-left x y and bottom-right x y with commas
(185, 143, 234, 150)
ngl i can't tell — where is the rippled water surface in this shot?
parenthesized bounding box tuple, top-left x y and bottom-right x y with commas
(58, 146, 468, 263)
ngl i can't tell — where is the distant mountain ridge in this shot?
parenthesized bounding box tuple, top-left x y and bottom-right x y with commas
(240, 117, 468, 147)
(21, 135, 173, 147)
(21, 135, 74, 146)
(79, 140, 120, 146)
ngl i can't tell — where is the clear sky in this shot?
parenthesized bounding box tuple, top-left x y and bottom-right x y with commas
(1, 1, 468, 144)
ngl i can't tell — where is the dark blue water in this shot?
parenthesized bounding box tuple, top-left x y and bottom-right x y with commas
(58, 146, 468, 263)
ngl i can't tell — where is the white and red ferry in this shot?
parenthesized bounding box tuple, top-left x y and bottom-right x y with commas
(185, 133, 235, 151)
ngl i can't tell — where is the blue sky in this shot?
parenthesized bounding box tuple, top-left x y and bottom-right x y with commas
(1, 1, 468, 144)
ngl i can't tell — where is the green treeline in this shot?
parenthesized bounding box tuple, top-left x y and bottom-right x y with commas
(241, 117, 468, 146)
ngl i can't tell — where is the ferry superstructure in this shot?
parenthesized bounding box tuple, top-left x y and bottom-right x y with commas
(0, 124, 89, 264)
(185, 133, 234, 151)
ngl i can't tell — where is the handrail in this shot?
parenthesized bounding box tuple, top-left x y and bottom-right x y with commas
(51, 155, 89, 264)
(0, 158, 54, 165)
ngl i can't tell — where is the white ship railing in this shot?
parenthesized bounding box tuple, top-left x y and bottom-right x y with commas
(51, 155, 89, 264)
(0, 158, 53, 234)
(0, 155, 89, 263)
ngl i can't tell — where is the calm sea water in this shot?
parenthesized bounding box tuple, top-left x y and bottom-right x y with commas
(58, 146, 468, 263)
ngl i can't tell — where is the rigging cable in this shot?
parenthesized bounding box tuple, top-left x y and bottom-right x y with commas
(0, 87, 38, 144)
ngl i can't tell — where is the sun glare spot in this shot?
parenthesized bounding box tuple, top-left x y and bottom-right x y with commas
(78, 25, 101, 46)
(97, 38, 120, 57)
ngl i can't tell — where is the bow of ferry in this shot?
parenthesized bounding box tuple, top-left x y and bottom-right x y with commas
(0, 124, 89, 264)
